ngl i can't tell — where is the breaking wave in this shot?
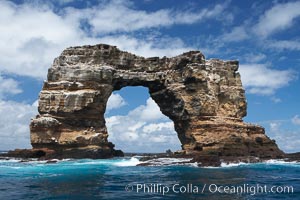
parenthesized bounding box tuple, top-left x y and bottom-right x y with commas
(113, 157, 140, 166)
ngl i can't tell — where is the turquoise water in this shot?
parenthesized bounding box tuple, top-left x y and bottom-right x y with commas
(0, 157, 299, 200)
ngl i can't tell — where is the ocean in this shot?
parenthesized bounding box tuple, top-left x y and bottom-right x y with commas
(0, 156, 299, 200)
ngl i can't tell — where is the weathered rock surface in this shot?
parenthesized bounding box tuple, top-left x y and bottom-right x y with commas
(29, 44, 284, 159)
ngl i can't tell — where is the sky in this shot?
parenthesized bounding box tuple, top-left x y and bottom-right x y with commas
(0, 0, 299, 153)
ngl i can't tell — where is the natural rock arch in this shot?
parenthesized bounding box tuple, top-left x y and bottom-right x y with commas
(30, 44, 283, 158)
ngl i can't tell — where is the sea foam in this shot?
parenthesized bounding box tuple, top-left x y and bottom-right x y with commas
(114, 157, 140, 166)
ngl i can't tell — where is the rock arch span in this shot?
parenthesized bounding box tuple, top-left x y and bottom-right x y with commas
(30, 44, 283, 158)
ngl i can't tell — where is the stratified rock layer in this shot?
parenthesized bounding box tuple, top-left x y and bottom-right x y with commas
(30, 44, 283, 159)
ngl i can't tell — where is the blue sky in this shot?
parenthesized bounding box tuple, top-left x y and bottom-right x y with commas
(0, 0, 299, 153)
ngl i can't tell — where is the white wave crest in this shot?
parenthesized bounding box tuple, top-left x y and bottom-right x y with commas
(264, 159, 299, 165)
(218, 159, 300, 168)
(220, 162, 248, 168)
(114, 157, 140, 167)
(0, 158, 21, 163)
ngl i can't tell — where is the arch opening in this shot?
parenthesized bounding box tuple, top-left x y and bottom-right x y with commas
(105, 86, 181, 153)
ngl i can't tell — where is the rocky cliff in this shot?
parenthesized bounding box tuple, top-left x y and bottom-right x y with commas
(29, 44, 284, 159)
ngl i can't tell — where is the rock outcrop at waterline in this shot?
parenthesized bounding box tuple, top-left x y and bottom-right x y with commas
(29, 44, 283, 159)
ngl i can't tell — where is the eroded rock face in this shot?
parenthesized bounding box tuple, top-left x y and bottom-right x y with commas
(30, 44, 284, 158)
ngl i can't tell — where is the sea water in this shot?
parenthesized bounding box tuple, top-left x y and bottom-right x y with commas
(0, 157, 299, 200)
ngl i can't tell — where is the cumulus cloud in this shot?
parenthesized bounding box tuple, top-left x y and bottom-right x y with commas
(106, 98, 181, 153)
(87, 0, 228, 34)
(220, 1, 300, 46)
(95, 35, 191, 57)
(254, 1, 300, 37)
(106, 93, 127, 112)
(143, 122, 174, 134)
(239, 64, 296, 95)
(0, 100, 37, 150)
(267, 122, 300, 153)
(0, 0, 228, 79)
(0, 74, 22, 99)
(292, 115, 300, 125)
(0, 0, 86, 78)
(130, 98, 166, 121)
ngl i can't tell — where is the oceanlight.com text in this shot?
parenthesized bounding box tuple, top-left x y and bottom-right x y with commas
(125, 183, 294, 196)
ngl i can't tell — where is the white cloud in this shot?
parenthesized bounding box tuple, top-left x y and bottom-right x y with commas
(142, 122, 174, 133)
(0, 1, 86, 78)
(221, 26, 249, 42)
(268, 40, 300, 51)
(132, 98, 166, 121)
(88, 0, 228, 34)
(106, 98, 181, 153)
(95, 35, 192, 57)
(106, 93, 127, 112)
(267, 121, 300, 153)
(270, 122, 280, 132)
(0, 100, 38, 150)
(272, 131, 300, 153)
(0, 0, 228, 79)
(0, 74, 22, 98)
(244, 53, 266, 63)
(254, 1, 300, 37)
(220, 2, 300, 44)
(292, 115, 300, 125)
(239, 64, 296, 95)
